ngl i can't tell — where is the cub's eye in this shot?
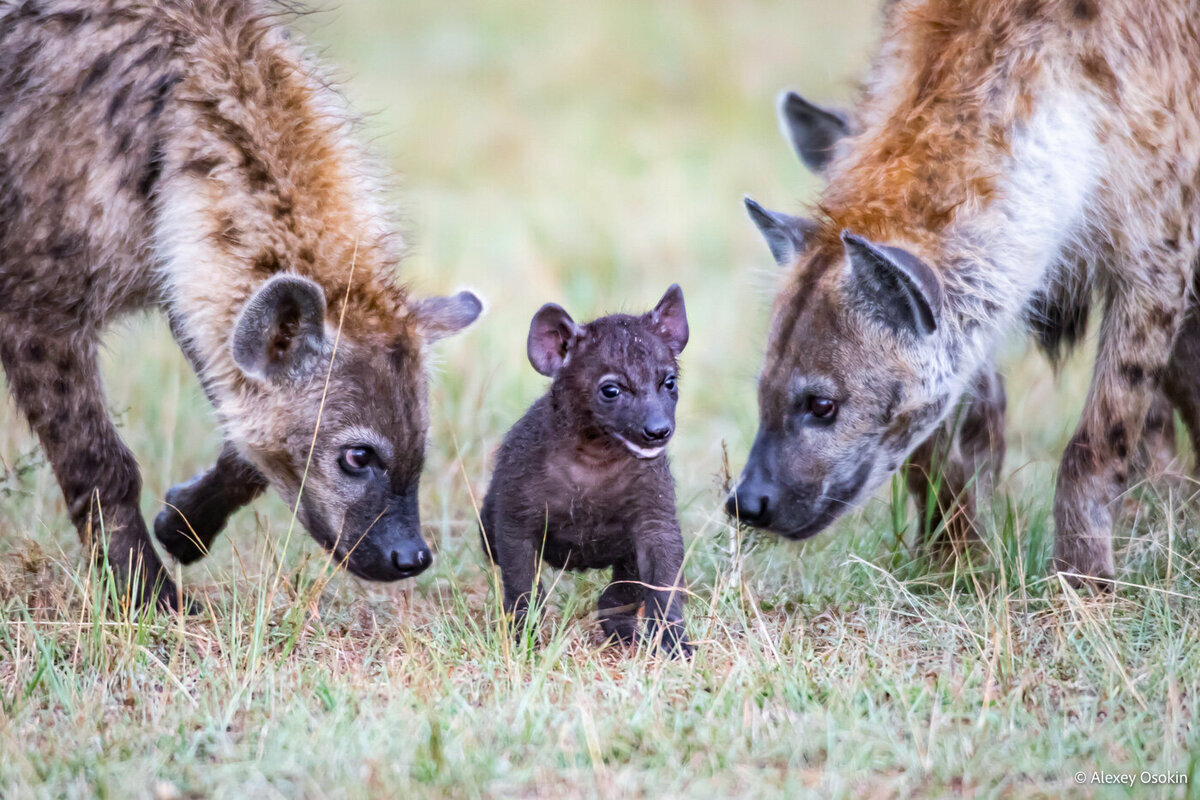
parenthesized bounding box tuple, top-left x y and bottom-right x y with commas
(338, 445, 376, 476)
(599, 383, 621, 400)
(805, 396, 839, 420)
(663, 375, 677, 392)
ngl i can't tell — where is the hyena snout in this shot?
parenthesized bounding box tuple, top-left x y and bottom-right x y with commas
(639, 405, 673, 443)
(726, 433, 780, 528)
(726, 466, 779, 528)
(316, 489, 433, 581)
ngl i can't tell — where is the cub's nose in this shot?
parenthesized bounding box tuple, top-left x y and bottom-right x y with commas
(643, 423, 672, 442)
(391, 545, 432, 577)
(725, 481, 776, 528)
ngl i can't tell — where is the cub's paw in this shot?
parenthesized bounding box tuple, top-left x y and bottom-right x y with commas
(599, 614, 639, 647)
(647, 619, 694, 660)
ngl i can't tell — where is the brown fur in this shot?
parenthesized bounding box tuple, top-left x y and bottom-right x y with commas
(735, 0, 1200, 584)
(0, 0, 480, 608)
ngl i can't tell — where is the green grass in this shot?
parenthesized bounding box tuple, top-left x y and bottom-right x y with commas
(2, 1, 1200, 797)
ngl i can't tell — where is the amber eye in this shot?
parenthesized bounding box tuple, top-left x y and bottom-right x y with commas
(338, 445, 376, 476)
(599, 383, 621, 400)
(806, 396, 839, 420)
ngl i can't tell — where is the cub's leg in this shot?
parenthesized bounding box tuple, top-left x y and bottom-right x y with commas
(484, 504, 546, 627)
(905, 367, 1006, 554)
(1054, 251, 1192, 586)
(154, 442, 267, 564)
(0, 330, 179, 610)
(635, 520, 692, 658)
(597, 557, 641, 645)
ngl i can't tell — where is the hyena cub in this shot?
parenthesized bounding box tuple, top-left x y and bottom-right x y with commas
(481, 286, 692, 657)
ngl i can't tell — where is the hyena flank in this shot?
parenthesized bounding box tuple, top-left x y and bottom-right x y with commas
(727, 0, 1200, 584)
(480, 287, 692, 656)
(0, 0, 482, 609)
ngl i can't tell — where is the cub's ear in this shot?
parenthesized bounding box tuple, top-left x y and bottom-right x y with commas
(842, 231, 942, 337)
(412, 290, 484, 344)
(745, 196, 816, 267)
(649, 283, 688, 356)
(528, 303, 583, 377)
(232, 275, 329, 383)
(777, 90, 850, 175)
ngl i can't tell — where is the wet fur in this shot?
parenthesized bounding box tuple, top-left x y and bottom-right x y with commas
(481, 312, 691, 656)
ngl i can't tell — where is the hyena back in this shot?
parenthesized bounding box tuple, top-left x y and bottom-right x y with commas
(729, 0, 1200, 583)
(0, 0, 481, 608)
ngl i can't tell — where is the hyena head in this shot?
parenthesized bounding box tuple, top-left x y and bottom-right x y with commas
(528, 285, 689, 459)
(227, 275, 482, 579)
(727, 202, 958, 539)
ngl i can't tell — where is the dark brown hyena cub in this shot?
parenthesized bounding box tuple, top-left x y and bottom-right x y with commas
(481, 286, 692, 657)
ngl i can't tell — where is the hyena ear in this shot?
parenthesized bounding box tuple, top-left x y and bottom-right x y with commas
(744, 196, 817, 267)
(842, 231, 942, 337)
(412, 290, 484, 344)
(231, 275, 329, 383)
(649, 283, 689, 356)
(528, 303, 583, 377)
(777, 91, 851, 175)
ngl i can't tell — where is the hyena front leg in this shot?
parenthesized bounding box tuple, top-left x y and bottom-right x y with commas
(1162, 285, 1200, 463)
(635, 523, 692, 658)
(0, 329, 179, 610)
(905, 367, 1006, 554)
(1054, 257, 1191, 586)
(154, 442, 267, 564)
(597, 557, 641, 645)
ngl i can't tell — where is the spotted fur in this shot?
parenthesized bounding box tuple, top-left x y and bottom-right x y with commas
(0, 0, 481, 608)
(733, 0, 1200, 583)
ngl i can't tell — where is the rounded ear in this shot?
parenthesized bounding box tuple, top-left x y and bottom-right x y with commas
(231, 275, 329, 383)
(842, 231, 942, 337)
(412, 290, 484, 344)
(744, 196, 817, 267)
(527, 303, 582, 377)
(776, 90, 851, 175)
(650, 283, 689, 356)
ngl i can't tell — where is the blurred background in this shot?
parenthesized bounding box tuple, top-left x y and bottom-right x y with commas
(0, 0, 1096, 596)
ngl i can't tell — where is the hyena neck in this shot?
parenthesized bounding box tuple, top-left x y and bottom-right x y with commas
(934, 87, 1102, 393)
(150, 24, 406, 427)
(825, 81, 1102, 405)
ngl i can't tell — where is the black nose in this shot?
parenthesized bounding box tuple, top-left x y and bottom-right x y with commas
(643, 423, 672, 442)
(725, 482, 775, 527)
(391, 546, 432, 577)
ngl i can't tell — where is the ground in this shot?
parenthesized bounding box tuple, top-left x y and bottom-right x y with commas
(1, 1, 1198, 797)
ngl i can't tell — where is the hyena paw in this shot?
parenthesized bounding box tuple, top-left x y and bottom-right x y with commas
(153, 478, 216, 564)
(1053, 544, 1116, 592)
(647, 618, 694, 659)
(599, 614, 639, 646)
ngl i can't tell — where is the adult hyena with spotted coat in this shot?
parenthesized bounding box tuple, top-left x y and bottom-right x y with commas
(727, 0, 1200, 584)
(0, 0, 482, 609)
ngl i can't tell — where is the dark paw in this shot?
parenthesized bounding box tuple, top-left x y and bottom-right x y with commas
(154, 479, 216, 564)
(599, 615, 639, 646)
(153, 581, 202, 615)
(646, 620, 694, 659)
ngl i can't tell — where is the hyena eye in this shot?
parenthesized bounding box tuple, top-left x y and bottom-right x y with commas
(663, 375, 677, 392)
(805, 396, 839, 420)
(599, 382, 621, 400)
(338, 445, 376, 476)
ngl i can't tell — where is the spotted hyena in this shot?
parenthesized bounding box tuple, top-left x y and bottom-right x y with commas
(0, 0, 482, 609)
(727, 0, 1200, 585)
(481, 287, 692, 657)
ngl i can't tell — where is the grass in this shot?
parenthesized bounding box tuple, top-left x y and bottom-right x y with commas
(2, 0, 1199, 796)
